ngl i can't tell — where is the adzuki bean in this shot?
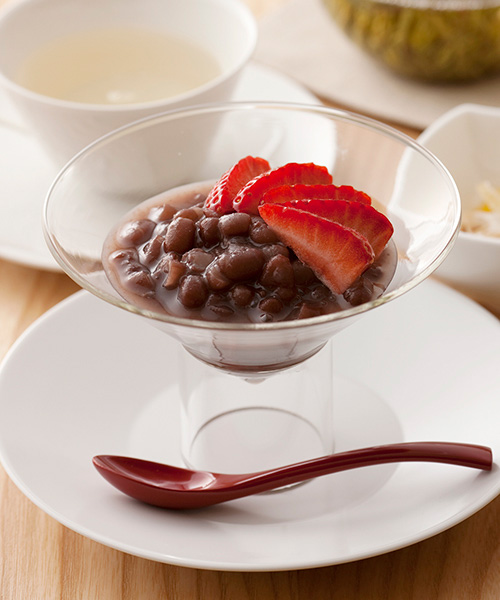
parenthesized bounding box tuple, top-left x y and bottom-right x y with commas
(104, 181, 396, 323)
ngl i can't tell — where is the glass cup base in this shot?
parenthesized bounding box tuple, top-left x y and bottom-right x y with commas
(183, 405, 330, 474)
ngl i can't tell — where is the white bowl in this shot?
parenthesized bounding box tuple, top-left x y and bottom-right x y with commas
(418, 103, 500, 315)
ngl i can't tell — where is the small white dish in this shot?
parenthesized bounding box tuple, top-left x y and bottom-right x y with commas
(418, 103, 500, 314)
(0, 279, 499, 571)
(0, 62, 320, 272)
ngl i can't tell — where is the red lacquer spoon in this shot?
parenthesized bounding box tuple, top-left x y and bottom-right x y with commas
(93, 442, 493, 510)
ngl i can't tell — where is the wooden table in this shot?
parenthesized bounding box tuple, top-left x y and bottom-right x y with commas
(1, 1, 500, 598)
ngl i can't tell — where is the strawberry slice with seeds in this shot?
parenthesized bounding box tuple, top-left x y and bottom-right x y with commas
(258, 203, 374, 295)
(233, 163, 332, 215)
(204, 156, 270, 215)
(281, 199, 393, 259)
(262, 183, 371, 206)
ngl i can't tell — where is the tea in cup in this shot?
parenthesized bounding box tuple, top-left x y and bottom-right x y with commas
(0, 0, 257, 166)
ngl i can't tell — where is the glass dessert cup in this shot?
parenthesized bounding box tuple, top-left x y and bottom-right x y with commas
(43, 102, 460, 475)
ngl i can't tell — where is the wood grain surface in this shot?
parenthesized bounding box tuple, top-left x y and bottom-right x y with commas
(0, 0, 500, 598)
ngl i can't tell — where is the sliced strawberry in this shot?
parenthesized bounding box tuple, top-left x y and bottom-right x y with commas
(258, 203, 374, 295)
(233, 163, 332, 215)
(279, 199, 393, 259)
(261, 183, 371, 206)
(204, 156, 270, 215)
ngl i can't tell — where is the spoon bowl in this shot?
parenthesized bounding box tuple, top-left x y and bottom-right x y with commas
(93, 442, 493, 509)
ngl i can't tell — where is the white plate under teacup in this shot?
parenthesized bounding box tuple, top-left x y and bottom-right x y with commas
(0, 279, 499, 571)
(0, 62, 320, 271)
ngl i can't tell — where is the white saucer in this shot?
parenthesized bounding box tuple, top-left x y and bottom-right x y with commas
(0, 63, 319, 272)
(0, 279, 499, 571)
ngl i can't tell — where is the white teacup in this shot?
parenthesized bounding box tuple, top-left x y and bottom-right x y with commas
(0, 0, 257, 167)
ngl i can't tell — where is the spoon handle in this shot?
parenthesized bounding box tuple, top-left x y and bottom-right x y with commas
(232, 442, 493, 491)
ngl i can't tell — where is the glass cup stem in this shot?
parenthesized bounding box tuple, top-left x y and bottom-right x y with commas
(178, 341, 334, 474)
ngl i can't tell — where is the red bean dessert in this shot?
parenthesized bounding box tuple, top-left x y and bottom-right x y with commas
(103, 157, 396, 323)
